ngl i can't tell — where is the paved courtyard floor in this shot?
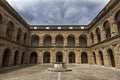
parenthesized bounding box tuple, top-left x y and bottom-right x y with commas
(0, 64, 120, 80)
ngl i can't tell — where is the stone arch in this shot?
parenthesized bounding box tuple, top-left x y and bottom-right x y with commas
(79, 34, 87, 47)
(6, 21, 14, 39)
(98, 50, 104, 65)
(81, 52, 88, 64)
(114, 10, 120, 34)
(2, 48, 11, 67)
(21, 52, 25, 64)
(31, 34, 39, 46)
(0, 13, 3, 24)
(55, 34, 64, 46)
(14, 50, 19, 66)
(69, 52, 75, 63)
(16, 28, 22, 42)
(95, 28, 101, 42)
(93, 52, 96, 64)
(56, 52, 63, 62)
(43, 52, 50, 63)
(67, 34, 75, 46)
(43, 34, 52, 46)
(30, 52, 37, 64)
(107, 49, 115, 67)
(90, 32, 94, 44)
(103, 21, 111, 38)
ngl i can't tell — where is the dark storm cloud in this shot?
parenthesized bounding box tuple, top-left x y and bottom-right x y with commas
(6, 0, 110, 25)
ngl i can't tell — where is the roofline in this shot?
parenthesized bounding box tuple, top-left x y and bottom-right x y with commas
(0, 0, 30, 30)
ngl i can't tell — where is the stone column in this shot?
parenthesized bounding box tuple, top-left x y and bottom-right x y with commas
(1, 16, 8, 37)
(51, 50, 56, 63)
(63, 50, 68, 63)
(40, 36, 43, 46)
(37, 51, 42, 64)
(101, 29, 106, 41)
(76, 51, 80, 64)
(26, 50, 30, 64)
(52, 35, 55, 46)
(94, 34, 98, 44)
(114, 49, 120, 68)
(12, 27, 17, 41)
(64, 36, 67, 46)
(88, 53, 92, 64)
(110, 17, 118, 37)
(17, 51, 23, 65)
(95, 51, 100, 65)
(87, 36, 90, 46)
(20, 32, 24, 44)
(75, 36, 79, 46)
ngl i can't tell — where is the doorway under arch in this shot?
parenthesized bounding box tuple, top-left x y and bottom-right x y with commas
(30, 52, 37, 64)
(2, 49, 11, 67)
(56, 52, 63, 62)
(14, 50, 19, 66)
(98, 51, 104, 65)
(81, 52, 88, 64)
(43, 52, 50, 63)
(69, 52, 75, 63)
(107, 49, 115, 67)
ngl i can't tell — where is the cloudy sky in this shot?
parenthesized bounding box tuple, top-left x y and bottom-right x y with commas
(6, 0, 110, 25)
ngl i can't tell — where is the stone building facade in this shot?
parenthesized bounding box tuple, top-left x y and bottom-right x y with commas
(0, 0, 120, 68)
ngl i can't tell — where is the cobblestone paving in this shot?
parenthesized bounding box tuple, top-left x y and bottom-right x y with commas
(0, 64, 120, 80)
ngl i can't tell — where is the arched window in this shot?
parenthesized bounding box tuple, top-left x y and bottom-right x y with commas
(56, 52, 63, 62)
(31, 35, 39, 46)
(0, 13, 3, 24)
(93, 52, 96, 64)
(107, 49, 115, 67)
(98, 51, 104, 65)
(67, 35, 75, 46)
(79, 35, 87, 47)
(55, 35, 63, 46)
(6, 21, 14, 39)
(90, 32, 94, 44)
(115, 10, 120, 33)
(14, 50, 19, 66)
(16, 28, 22, 42)
(24, 33, 27, 45)
(43, 52, 50, 63)
(96, 28, 101, 42)
(2, 48, 11, 67)
(81, 52, 88, 63)
(103, 21, 111, 38)
(30, 52, 37, 64)
(43, 35, 52, 46)
(69, 52, 75, 63)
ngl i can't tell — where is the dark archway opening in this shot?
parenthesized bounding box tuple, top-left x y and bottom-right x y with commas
(93, 52, 96, 64)
(81, 52, 88, 63)
(56, 35, 63, 46)
(99, 51, 104, 65)
(107, 49, 115, 67)
(43, 52, 50, 63)
(14, 50, 19, 66)
(2, 49, 10, 67)
(21, 52, 25, 64)
(56, 52, 63, 62)
(30, 52, 37, 64)
(69, 52, 75, 63)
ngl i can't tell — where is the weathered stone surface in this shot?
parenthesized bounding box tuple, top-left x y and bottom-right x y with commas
(0, 64, 120, 80)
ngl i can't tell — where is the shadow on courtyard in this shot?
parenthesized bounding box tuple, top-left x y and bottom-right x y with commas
(0, 64, 37, 74)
